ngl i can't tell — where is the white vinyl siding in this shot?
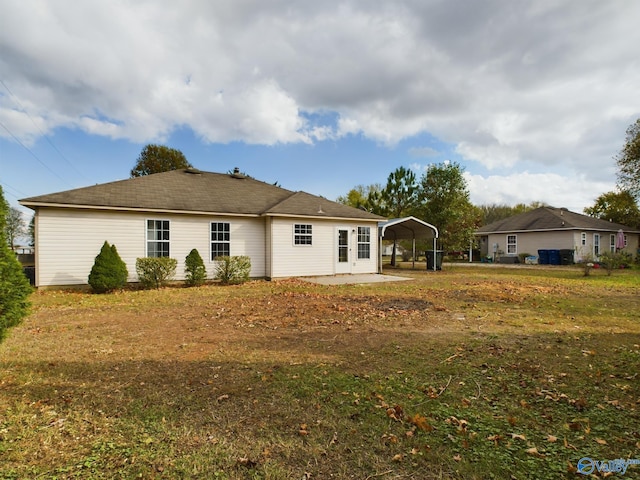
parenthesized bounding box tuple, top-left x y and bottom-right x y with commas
(35, 209, 265, 287)
(33, 208, 379, 286)
(269, 218, 378, 278)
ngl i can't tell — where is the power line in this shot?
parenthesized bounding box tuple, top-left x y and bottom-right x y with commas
(0, 119, 71, 186)
(0, 179, 27, 200)
(0, 78, 89, 182)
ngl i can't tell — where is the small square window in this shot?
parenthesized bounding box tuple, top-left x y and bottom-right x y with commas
(294, 224, 312, 245)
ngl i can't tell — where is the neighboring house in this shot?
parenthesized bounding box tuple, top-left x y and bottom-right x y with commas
(19, 168, 384, 287)
(475, 207, 640, 263)
(382, 243, 407, 257)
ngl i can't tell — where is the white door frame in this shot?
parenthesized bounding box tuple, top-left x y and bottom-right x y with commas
(335, 227, 351, 274)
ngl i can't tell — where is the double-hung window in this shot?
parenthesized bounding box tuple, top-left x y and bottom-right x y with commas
(357, 227, 371, 259)
(610, 234, 616, 253)
(147, 220, 170, 257)
(593, 234, 600, 257)
(581, 232, 586, 246)
(294, 224, 312, 245)
(506, 234, 517, 255)
(211, 222, 230, 260)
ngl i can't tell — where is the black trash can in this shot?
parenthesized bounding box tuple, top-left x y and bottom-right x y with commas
(559, 249, 574, 265)
(23, 266, 35, 285)
(426, 250, 443, 270)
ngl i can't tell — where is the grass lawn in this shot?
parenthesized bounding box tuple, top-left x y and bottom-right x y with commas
(1, 265, 639, 479)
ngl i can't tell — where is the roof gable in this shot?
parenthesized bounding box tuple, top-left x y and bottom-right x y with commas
(476, 207, 638, 234)
(20, 169, 382, 220)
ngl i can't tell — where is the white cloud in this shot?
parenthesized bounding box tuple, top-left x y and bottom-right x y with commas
(464, 171, 614, 213)
(1, 0, 640, 187)
(409, 147, 439, 158)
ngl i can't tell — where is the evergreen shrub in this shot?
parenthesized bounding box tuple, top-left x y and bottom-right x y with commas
(0, 187, 32, 341)
(185, 248, 207, 286)
(88, 241, 128, 293)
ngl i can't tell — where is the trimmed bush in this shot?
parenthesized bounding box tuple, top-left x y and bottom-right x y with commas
(0, 188, 32, 342)
(185, 248, 207, 286)
(88, 241, 128, 293)
(214, 256, 251, 285)
(599, 251, 631, 276)
(136, 257, 177, 289)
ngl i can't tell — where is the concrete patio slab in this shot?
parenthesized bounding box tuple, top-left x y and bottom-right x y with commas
(300, 274, 412, 285)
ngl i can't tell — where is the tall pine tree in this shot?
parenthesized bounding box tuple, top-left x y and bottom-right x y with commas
(0, 187, 32, 342)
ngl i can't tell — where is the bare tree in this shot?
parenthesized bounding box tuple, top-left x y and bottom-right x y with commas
(4, 206, 25, 250)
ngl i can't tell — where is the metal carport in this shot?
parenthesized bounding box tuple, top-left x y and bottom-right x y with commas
(378, 216, 439, 272)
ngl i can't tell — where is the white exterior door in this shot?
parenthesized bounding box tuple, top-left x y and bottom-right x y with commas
(335, 228, 351, 274)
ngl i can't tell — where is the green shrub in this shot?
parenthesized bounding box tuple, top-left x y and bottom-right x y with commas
(214, 256, 251, 285)
(599, 251, 630, 276)
(0, 188, 32, 342)
(136, 257, 177, 289)
(88, 241, 129, 293)
(184, 248, 207, 286)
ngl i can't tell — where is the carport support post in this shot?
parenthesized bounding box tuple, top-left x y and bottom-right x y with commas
(378, 234, 383, 274)
(412, 237, 416, 269)
(432, 237, 437, 271)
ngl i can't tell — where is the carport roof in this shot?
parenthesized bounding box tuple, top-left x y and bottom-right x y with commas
(379, 216, 438, 240)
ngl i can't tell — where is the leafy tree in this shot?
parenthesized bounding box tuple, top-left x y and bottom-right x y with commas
(88, 241, 129, 293)
(27, 216, 35, 247)
(584, 190, 640, 228)
(0, 187, 32, 342)
(184, 248, 207, 287)
(417, 162, 481, 252)
(616, 118, 640, 199)
(4, 206, 25, 250)
(478, 202, 547, 226)
(337, 183, 387, 215)
(379, 167, 419, 265)
(130, 144, 193, 177)
(382, 167, 418, 218)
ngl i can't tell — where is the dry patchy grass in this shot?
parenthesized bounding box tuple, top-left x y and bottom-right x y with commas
(1, 266, 639, 479)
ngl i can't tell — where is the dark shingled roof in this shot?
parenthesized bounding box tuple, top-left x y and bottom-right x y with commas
(476, 207, 639, 234)
(20, 169, 383, 221)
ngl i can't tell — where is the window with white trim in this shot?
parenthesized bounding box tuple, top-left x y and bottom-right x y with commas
(211, 222, 230, 259)
(357, 226, 371, 259)
(581, 232, 586, 246)
(593, 233, 600, 256)
(147, 220, 170, 257)
(294, 224, 312, 245)
(610, 234, 616, 253)
(506, 234, 517, 254)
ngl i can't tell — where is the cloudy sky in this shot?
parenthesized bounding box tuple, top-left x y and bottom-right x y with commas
(2, 0, 639, 217)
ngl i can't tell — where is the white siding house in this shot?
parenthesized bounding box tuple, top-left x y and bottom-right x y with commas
(21, 169, 383, 287)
